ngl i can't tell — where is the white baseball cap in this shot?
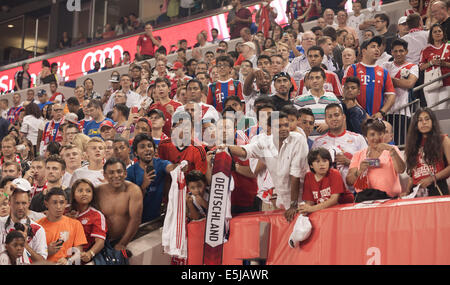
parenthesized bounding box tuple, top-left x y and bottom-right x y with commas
(398, 16, 407, 25)
(242, 41, 256, 50)
(11, 178, 32, 192)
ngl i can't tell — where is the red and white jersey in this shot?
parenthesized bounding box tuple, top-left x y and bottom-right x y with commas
(297, 70, 343, 97)
(173, 103, 220, 125)
(31, 183, 48, 199)
(0, 155, 21, 168)
(383, 61, 418, 116)
(76, 206, 107, 251)
(0, 216, 48, 261)
(419, 43, 450, 86)
(312, 130, 367, 183)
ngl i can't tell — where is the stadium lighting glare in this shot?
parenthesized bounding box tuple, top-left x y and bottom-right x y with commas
(7, 24, 14, 28)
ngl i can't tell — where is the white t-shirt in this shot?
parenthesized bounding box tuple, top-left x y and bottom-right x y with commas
(69, 165, 105, 187)
(0, 251, 30, 265)
(348, 13, 367, 42)
(20, 115, 44, 146)
(383, 61, 419, 116)
(62, 172, 73, 189)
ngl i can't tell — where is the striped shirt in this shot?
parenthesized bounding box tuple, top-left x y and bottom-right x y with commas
(293, 91, 341, 124)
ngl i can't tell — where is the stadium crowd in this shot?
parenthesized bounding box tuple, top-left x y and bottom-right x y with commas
(0, 0, 450, 265)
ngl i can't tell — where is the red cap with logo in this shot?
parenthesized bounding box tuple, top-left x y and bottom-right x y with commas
(100, 120, 114, 130)
(172, 61, 184, 71)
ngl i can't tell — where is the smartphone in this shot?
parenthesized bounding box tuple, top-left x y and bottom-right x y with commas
(146, 164, 154, 174)
(365, 158, 380, 168)
(56, 239, 64, 246)
(131, 107, 139, 114)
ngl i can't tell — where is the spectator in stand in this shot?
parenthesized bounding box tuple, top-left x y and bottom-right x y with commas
(68, 178, 106, 264)
(318, 36, 339, 72)
(37, 188, 86, 264)
(115, 16, 132, 36)
(271, 72, 294, 111)
(419, 23, 450, 110)
(341, 76, 369, 134)
(0, 99, 9, 119)
(431, 1, 450, 40)
(405, 0, 424, 17)
(243, 69, 272, 118)
(397, 16, 410, 38)
(299, 148, 353, 215)
(137, 24, 161, 60)
(104, 75, 141, 115)
(102, 24, 116, 39)
(101, 58, 114, 71)
(227, 0, 252, 39)
(0, 230, 29, 265)
(7, 94, 24, 125)
(206, 56, 243, 113)
(87, 61, 101, 74)
(296, 46, 342, 97)
(148, 77, 181, 136)
(126, 134, 177, 223)
(112, 138, 133, 168)
(322, 0, 346, 13)
(14, 63, 31, 91)
(111, 104, 129, 136)
(220, 111, 309, 221)
(286, 0, 315, 24)
(129, 13, 144, 30)
(99, 121, 116, 141)
(48, 81, 64, 104)
(346, 119, 406, 202)
(323, 8, 338, 28)
(312, 103, 367, 194)
(402, 13, 429, 66)
(271, 24, 283, 42)
(59, 32, 71, 49)
(83, 100, 114, 138)
(297, 107, 315, 149)
(83, 78, 101, 100)
(348, 0, 366, 43)
(117, 51, 132, 66)
(69, 137, 106, 187)
(97, 158, 142, 251)
(59, 144, 82, 188)
(20, 103, 43, 150)
(383, 39, 419, 145)
(336, 9, 358, 46)
(37, 60, 54, 86)
(404, 107, 450, 196)
(0, 180, 48, 262)
(210, 28, 221, 44)
(167, 0, 180, 20)
(342, 36, 396, 118)
(130, 65, 142, 91)
(2, 161, 22, 179)
(67, 97, 84, 121)
(286, 31, 319, 82)
(36, 102, 64, 155)
(156, 4, 171, 25)
(194, 32, 211, 48)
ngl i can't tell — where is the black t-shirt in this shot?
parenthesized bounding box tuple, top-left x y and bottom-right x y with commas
(271, 95, 293, 111)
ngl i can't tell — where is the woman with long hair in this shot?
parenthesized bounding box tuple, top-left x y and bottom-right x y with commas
(69, 179, 106, 264)
(270, 24, 283, 42)
(419, 23, 450, 110)
(347, 119, 406, 202)
(404, 108, 450, 196)
(20, 103, 43, 149)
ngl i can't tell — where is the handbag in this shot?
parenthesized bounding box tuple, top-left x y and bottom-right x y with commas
(424, 43, 448, 92)
(93, 240, 130, 265)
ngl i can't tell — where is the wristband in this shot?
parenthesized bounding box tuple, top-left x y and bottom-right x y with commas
(89, 250, 95, 257)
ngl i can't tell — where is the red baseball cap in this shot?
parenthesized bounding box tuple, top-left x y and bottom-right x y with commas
(172, 61, 184, 71)
(100, 120, 114, 130)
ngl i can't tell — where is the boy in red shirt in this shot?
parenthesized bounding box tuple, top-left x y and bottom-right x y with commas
(299, 148, 353, 215)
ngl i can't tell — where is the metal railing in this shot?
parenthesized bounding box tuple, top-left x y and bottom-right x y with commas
(392, 71, 450, 149)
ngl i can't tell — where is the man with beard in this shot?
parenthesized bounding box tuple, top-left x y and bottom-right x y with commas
(217, 111, 309, 222)
(97, 158, 142, 251)
(271, 72, 294, 111)
(243, 69, 272, 118)
(126, 134, 178, 223)
(312, 103, 367, 194)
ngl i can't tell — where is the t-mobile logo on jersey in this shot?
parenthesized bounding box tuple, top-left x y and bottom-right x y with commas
(66, 0, 81, 12)
(366, 247, 381, 265)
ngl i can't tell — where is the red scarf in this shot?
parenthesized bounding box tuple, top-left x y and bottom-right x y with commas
(258, 4, 271, 38)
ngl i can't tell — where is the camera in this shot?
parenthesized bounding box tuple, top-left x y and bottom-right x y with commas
(366, 158, 380, 167)
(14, 222, 25, 232)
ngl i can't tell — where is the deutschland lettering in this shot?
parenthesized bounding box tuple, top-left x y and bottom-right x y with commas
(208, 177, 226, 242)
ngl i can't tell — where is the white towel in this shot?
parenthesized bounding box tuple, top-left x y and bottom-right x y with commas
(162, 161, 189, 259)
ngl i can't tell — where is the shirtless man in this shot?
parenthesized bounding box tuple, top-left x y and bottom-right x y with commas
(96, 158, 143, 251)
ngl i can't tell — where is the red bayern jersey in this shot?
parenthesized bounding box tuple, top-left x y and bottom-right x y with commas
(76, 206, 107, 251)
(297, 70, 343, 97)
(207, 79, 243, 113)
(158, 139, 208, 174)
(342, 63, 395, 116)
(137, 34, 156, 56)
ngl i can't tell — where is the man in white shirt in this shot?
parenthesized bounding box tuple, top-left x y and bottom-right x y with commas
(312, 104, 367, 193)
(348, 0, 366, 43)
(241, 41, 258, 68)
(219, 112, 309, 222)
(69, 137, 106, 187)
(104, 74, 141, 115)
(60, 144, 83, 188)
(0, 178, 48, 263)
(401, 13, 429, 65)
(287, 31, 321, 82)
(383, 38, 418, 145)
(323, 8, 338, 29)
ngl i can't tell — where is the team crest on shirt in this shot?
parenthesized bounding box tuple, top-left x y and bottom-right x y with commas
(377, 71, 382, 76)
(229, 84, 235, 91)
(81, 218, 88, 225)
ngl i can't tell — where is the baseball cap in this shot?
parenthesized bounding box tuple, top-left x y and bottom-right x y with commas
(137, 117, 152, 128)
(272, 72, 291, 82)
(360, 36, 383, 50)
(242, 41, 256, 50)
(99, 120, 114, 130)
(398, 16, 407, 25)
(147, 108, 165, 120)
(37, 89, 47, 97)
(64, 113, 79, 125)
(11, 178, 32, 193)
(171, 61, 184, 71)
(109, 74, 120, 83)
